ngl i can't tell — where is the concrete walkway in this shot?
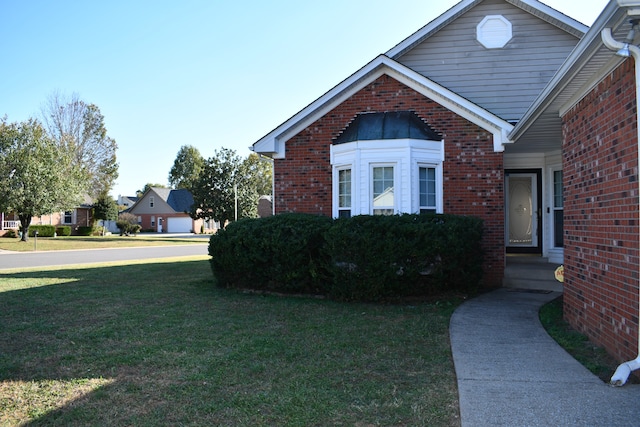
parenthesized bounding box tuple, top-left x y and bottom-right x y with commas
(450, 289, 640, 426)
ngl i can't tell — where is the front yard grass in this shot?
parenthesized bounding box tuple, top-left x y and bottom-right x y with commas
(0, 258, 461, 426)
(0, 234, 208, 252)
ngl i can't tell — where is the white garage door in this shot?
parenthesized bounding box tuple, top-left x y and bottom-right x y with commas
(167, 217, 192, 233)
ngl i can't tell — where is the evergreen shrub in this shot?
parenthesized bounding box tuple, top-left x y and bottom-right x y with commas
(56, 226, 72, 236)
(209, 213, 333, 294)
(325, 214, 484, 301)
(208, 213, 484, 301)
(77, 226, 95, 236)
(28, 225, 56, 237)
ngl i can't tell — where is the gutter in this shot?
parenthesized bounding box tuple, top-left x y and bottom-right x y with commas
(601, 25, 640, 386)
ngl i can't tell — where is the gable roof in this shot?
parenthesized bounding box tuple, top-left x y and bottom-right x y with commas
(386, 0, 588, 59)
(252, 55, 514, 157)
(130, 187, 194, 213)
(153, 187, 195, 213)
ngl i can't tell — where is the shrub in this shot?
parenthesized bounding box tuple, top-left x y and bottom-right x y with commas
(117, 213, 141, 236)
(28, 225, 56, 237)
(209, 213, 333, 294)
(324, 214, 484, 301)
(77, 226, 95, 236)
(4, 229, 19, 238)
(208, 213, 483, 302)
(56, 226, 72, 236)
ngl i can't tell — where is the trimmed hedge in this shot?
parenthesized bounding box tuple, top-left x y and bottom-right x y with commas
(28, 225, 56, 237)
(208, 213, 484, 302)
(325, 214, 483, 301)
(209, 213, 333, 294)
(77, 226, 95, 236)
(56, 226, 72, 236)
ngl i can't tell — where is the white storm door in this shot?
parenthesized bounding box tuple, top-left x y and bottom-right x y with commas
(506, 174, 538, 249)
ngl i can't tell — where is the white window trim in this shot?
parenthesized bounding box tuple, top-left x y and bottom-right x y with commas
(334, 164, 355, 218)
(330, 138, 444, 218)
(370, 163, 398, 215)
(62, 210, 75, 225)
(415, 162, 443, 213)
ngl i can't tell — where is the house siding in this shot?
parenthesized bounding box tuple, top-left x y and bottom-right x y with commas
(275, 74, 505, 286)
(396, 0, 580, 122)
(562, 58, 639, 363)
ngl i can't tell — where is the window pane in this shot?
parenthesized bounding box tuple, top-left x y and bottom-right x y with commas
(372, 166, 394, 213)
(419, 167, 436, 210)
(553, 170, 563, 208)
(338, 169, 351, 209)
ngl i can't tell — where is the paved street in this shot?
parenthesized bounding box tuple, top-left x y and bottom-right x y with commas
(0, 244, 209, 270)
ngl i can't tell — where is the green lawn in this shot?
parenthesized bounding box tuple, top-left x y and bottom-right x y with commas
(0, 234, 208, 252)
(0, 258, 461, 426)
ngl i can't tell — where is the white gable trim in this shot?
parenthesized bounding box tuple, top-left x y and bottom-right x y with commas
(385, 0, 587, 59)
(252, 55, 513, 158)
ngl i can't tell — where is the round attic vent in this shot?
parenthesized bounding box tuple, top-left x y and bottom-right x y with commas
(477, 15, 512, 49)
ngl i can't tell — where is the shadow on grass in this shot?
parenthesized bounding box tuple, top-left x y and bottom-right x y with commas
(0, 261, 461, 426)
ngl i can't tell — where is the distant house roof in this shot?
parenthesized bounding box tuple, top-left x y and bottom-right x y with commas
(152, 187, 194, 213)
(334, 111, 441, 144)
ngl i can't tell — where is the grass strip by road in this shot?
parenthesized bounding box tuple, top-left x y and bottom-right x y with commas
(0, 258, 461, 426)
(0, 234, 208, 252)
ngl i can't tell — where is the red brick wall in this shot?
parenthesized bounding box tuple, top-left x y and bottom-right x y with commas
(274, 74, 505, 286)
(562, 59, 640, 362)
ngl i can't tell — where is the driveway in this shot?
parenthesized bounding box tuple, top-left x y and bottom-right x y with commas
(0, 244, 209, 270)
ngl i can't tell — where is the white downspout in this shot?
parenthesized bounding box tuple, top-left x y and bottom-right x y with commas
(602, 27, 640, 386)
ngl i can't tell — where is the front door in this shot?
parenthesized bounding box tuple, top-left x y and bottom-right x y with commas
(506, 171, 542, 254)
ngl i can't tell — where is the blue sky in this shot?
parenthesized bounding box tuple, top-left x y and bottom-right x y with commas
(1, 0, 607, 198)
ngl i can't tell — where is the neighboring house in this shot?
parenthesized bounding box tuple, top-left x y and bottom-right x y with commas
(128, 187, 207, 233)
(117, 195, 139, 209)
(29, 195, 95, 235)
(0, 212, 20, 236)
(252, 0, 640, 373)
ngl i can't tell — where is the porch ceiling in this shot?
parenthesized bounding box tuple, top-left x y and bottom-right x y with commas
(507, 3, 634, 155)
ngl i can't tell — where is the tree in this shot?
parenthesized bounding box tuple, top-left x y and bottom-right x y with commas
(169, 145, 204, 190)
(137, 183, 168, 197)
(41, 92, 119, 198)
(93, 195, 118, 235)
(0, 118, 86, 241)
(190, 148, 272, 225)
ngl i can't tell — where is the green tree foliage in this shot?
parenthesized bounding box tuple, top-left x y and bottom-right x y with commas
(169, 145, 204, 190)
(190, 149, 272, 225)
(93, 195, 119, 224)
(137, 183, 167, 197)
(0, 118, 86, 241)
(41, 92, 119, 198)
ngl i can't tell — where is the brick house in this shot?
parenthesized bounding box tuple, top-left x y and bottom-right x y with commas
(252, 0, 640, 383)
(21, 195, 95, 236)
(253, 0, 585, 287)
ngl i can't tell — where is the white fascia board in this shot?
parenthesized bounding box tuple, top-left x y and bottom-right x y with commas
(512, 0, 588, 34)
(252, 55, 513, 158)
(383, 59, 514, 152)
(252, 55, 391, 159)
(386, 0, 480, 59)
(385, 0, 587, 60)
(509, 0, 631, 141)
